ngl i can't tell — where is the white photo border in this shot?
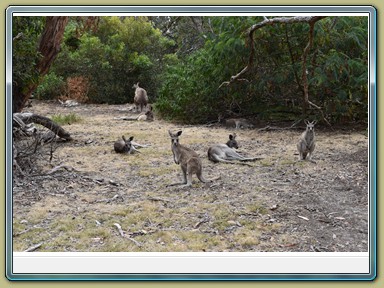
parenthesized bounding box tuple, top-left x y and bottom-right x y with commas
(5, 5, 377, 281)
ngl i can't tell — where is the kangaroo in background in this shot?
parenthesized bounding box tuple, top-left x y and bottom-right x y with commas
(132, 82, 148, 113)
(224, 118, 254, 129)
(208, 134, 262, 165)
(137, 105, 154, 121)
(297, 120, 317, 161)
(168, 130, 210, 187)
(114, 136, 148, 154)
(114, 136, 135, 154)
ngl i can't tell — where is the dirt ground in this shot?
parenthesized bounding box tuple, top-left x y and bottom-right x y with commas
(12, 100, 369, 252)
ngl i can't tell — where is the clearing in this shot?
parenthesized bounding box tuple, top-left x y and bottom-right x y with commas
(12, 100, 369, 252)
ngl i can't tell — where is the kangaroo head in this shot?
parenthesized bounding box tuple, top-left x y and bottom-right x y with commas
(304, 120, 317, 132)
(132, 82, 140, 89)
(168, 130, 183, 164)
(226, 133, 239, 149)
(122, 135, 134, 152)
(168, 130, 182, 146)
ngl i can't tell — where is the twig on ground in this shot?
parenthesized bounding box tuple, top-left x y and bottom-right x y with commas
(147, 196, 171, 203)
(113, 223, 142, 247)
(45, 164, 78, 175)
(24, 242, 43, 252)
(13, 228, 32, 237)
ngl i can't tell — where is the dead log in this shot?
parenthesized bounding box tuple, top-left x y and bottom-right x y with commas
(13, 112, 72, 141)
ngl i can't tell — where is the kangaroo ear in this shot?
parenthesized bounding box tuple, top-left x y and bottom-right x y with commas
(304, 119, 309, 125)
(312, 120, 318, 125)
(168, 130, 173, 137)
(122, 136, 126, 141)
(229, 134, 233, 140)
(177, 131, 183, 136)
(128, 136, 134, 141)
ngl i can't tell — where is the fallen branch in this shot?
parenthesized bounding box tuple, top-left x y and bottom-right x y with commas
(13, 112, 72, 140)
(113, 223, 142, 247)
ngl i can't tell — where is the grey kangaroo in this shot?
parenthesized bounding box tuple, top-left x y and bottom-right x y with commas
(208, 134, 261, 165)
(114, 136, 135, 154)
(132, 82, 148, 113)
(168, 130, 208, 187)
(297, 120, 317, 160)
(137, 105, 154, 121)
(225, 118, 254, 129)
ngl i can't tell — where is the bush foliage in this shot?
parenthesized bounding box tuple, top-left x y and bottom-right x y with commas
(15, 16, 368, 124)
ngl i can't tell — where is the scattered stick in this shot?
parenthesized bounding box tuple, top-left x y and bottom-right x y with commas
(24, 242, 43, 252)
(13, 227, 32, 237)
(147, 196, 171, 203)
(297, 215, 309, 221)
(113, 223, 142, 247)
(45, 164, 78, 175)
(194, 219, 209, 229)
(114, 116, 138, 121)
(96, 194, 123, 203)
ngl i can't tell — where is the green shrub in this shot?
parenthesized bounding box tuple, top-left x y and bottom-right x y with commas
(35, 72, 66, 100)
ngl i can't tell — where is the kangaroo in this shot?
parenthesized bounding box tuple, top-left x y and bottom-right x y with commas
(114, 136, 135, 154)
(297, 120, 317, 160)
(137, 105, 154, 121)
(132, 82, 148, 113)
(208, 134, 262, 165)
(168, 130, 209, 187)
(224, 118, 254, 129)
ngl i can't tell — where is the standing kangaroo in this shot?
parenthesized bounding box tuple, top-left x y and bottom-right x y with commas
(208, 134, 262, 165)
(297, 120, 317, 160)
(168, 130, 208, 187)
(132, 82, 148, 113)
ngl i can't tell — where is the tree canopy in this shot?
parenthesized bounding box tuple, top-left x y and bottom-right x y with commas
(13, 15, 368, 125)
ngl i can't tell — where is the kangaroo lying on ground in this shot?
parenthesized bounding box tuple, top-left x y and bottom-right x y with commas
(137, 105, 154, 121)
(132, 82, 148, 113)
(218, 114, 254, 129)
(297, 120, 317, 161)
(115, 106, 154, 122)
(208, 134, 262, 165)
(168, 130, 213, 187)
(114, 136, 136, 154)
(224, 118, 254, 129)
(114, 136, 149, 154)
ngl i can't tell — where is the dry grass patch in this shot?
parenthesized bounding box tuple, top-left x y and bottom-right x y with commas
(13, 102, 369, 253)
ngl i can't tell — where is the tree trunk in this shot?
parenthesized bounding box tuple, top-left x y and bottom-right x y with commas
(12, 16, 69, 113)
